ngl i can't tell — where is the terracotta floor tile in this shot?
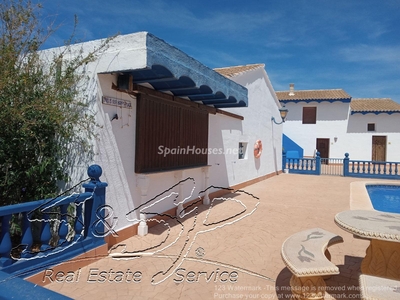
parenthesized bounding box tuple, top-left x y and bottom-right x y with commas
(41, 174, 399, 299)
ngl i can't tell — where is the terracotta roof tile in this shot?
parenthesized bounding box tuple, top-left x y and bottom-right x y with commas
(276, 89, 351, 101)
(214, 64, 265, 78)
(350, 98, 400, 113)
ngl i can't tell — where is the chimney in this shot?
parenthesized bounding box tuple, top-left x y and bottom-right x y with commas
(289, 83, 295, 96)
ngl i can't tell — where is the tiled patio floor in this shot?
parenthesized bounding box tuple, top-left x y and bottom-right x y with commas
(43, 174, 398, 299)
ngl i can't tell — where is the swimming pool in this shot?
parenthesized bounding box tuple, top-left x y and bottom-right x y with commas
(366, 184, 400, 213)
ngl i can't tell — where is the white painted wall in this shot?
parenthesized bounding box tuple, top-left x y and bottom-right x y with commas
(218, 67, 283, 185)
(282, 101, 400, 161)
(95, 75, 212, 231)
(39, 34, 150, 231)
(346, 113, 400, 161)
(283, 101, 350, 158)
(43, 33, 282, 232)
(95, 69, 282, 232)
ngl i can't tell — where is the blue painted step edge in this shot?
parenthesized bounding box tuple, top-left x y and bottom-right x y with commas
(0, 270, 72, 299)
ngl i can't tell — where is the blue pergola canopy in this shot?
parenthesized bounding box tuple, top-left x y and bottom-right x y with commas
(109, 33, 248, 109)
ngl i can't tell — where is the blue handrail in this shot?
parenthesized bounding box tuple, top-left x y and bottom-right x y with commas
(282, 151, 400, 180)
(343, 153, 400, 179)
(283, 151, 321, 175)
(0, 165, 107, 278)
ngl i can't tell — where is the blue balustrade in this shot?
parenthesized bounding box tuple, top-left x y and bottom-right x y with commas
(0, 165, 107, 278)
(282, 151, 321, 175)
(283, 151, 400, 179)
(343, 153, 400, 179)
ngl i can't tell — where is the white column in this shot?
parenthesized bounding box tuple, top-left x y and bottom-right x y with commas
(202, 167, 210, 205)
(136, 174, 150, 236)
(175, 171, 185, 218)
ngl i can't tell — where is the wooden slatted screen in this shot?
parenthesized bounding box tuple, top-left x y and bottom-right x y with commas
(135, 93, 209, 173)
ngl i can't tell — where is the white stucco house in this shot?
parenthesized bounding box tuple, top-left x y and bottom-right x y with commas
(276, 84, 400, 162)
(44, 32, 283, 242)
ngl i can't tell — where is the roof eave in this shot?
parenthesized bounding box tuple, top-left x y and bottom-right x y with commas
(351, 110, 400, 115)
(279, 98, 352, 104)
(99, 32, 248, 108)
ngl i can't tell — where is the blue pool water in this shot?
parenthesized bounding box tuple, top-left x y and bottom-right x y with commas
(366, 185, 400, 213)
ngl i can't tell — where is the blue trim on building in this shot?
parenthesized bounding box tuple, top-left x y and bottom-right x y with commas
(114, 32, 248, 108)
(280, 98, 351, 104)
(351, 111, 400, 115)
(283, 134, 303, 158)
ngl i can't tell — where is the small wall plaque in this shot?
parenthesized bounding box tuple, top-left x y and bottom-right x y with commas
(102, 96, 132, 109)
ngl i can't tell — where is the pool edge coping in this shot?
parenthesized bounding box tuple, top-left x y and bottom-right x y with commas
(350, 180, 400, 211)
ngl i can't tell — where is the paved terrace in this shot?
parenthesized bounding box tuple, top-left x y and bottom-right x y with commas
(42, 174, 397, 300)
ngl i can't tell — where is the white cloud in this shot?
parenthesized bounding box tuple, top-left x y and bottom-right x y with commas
(339, 45, 400, 64)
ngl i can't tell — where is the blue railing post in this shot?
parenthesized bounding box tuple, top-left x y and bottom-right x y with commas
(82, 165, 108, 238)
(20, 212, 34, 258)
(282, 150, 287, 171)
(0, 215, 12, 267)
(315, 152, 321, 175)
(343, 153, 349, 177)
(0, 165, 108, 278)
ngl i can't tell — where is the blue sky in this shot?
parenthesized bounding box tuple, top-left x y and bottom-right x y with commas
(40, 0, 400, 102)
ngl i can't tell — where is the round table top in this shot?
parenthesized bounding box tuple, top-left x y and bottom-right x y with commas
(334, 210, 400, 242)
